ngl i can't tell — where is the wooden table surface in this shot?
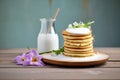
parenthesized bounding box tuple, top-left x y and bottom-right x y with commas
(0, 47, 120, 80)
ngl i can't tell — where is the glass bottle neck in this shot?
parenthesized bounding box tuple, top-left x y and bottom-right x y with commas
(40, 18, 56, 34)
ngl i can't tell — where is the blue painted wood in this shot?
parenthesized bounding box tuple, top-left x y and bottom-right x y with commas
(0, 0, 120, 48)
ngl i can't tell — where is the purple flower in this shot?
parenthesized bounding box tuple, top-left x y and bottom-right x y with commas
(29, 50, 45, 66)
(14, 49, 45, 66)
(15, 53, 30, 65)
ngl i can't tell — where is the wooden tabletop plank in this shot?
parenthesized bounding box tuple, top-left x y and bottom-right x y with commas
(0, 60, 120, 68)
(0, 48, 35, 54)
(0, 68, 120, 80)
(0, 47, 120, 68)
(0, 52, 119, 61)
(0, 48, 120, 80)
(95, 48, 120, 61)
(0, 47, 119, 54)
(94, 47, 120, 53)
(0, 48, 120, 61)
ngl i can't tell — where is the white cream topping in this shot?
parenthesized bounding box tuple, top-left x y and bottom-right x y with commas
(66, 28, 90, 34)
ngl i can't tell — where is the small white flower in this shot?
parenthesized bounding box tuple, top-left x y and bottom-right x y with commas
(88, 26, 91, 29)
(79, 21, 84, 25)
(80, 21, 83, 24)
(91, 21, 95, 24)
(73, 22, 79, 26)
(68, 24, 72, 28)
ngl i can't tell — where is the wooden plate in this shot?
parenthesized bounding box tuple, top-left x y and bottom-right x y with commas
(42, 52, 109, 67)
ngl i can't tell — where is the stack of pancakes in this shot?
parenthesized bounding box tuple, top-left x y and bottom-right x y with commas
(62, 30, 94, 57)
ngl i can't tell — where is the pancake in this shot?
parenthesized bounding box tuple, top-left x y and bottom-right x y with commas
(64, 41, 93, 48)
(62, 29, 95, 57)
(64, 46, 93, 52)
(64, 37, 94, 43)
(64, 49, 94, 54)
(63, 52, 94, 57)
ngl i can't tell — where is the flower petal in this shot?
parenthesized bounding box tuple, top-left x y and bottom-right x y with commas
(24, 53, 31, 59)
(29, 49, 38, 57)
(22, 54, 31, 66)
(14, 56, 23, 65)
(30, 62, 39, 66)
(21, 53, 26, 57)
(37, 55, 43, 60)
(30, 61, 45, 66)
(23, 60, 30, 66)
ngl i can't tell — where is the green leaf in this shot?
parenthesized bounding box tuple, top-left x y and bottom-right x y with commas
(52, 47, 64, 55)
(85, 21, 94, 27)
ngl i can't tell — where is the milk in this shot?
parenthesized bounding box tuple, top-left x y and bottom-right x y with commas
(37, 34, 59, 53)
(37, 18, 59, 53)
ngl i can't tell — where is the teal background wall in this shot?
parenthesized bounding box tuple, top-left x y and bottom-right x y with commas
(0, 0, 120, 48)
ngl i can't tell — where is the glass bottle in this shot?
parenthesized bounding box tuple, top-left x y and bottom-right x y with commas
(37, 18, 59, 53)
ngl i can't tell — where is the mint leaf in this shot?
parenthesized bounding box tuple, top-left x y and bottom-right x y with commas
(52, 47, 64, 55)
(84, 21, 94, 28)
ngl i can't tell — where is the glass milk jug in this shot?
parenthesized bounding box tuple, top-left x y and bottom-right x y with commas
(37, 18, 59, 53)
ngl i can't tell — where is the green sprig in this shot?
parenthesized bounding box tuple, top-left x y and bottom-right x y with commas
(39, 47, 64, 55)
(72, 21, 94, 28)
